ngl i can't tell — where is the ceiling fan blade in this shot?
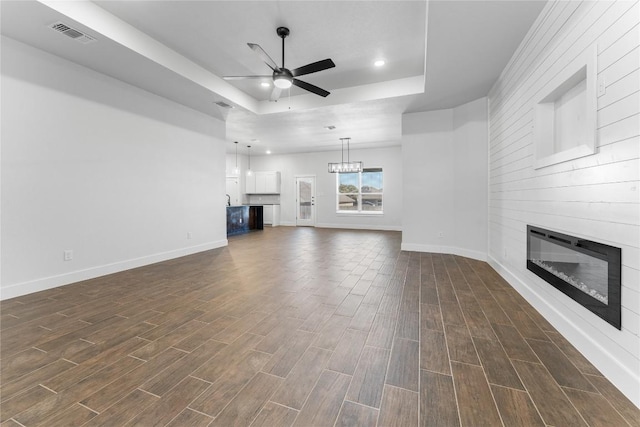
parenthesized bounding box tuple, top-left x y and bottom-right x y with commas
(247, 43, 279, 71)
(292, 78, 330, 97)
(223, 75, 271, 80)
(270, 87, 282, 102)
(291, 58, 335, 77)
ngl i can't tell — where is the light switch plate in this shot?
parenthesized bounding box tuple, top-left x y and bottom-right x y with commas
(597, 76, 606, 96)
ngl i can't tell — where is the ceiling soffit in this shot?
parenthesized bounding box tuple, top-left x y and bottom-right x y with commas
(39, 0, 428, 116)
(1, 1, 545, 154)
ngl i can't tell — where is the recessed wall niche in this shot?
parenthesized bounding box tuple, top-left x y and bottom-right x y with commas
(533, 46, 598, 169)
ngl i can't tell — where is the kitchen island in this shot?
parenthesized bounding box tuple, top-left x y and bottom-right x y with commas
(226, 205, 263, 236)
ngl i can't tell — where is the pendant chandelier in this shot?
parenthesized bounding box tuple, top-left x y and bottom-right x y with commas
(246, 145, 253, 176)
(328, 137, 363, 173)
(233, 141, 239, 175)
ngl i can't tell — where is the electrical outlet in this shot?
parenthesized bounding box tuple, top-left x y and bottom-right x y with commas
(438, 232, 444, 238)
(187, 232, 192, 240)
(63, 250, 73, 261)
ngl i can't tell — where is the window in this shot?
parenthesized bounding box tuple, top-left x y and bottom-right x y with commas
(337, 168, 383, 213)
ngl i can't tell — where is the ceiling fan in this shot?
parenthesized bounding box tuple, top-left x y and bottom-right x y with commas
(224, 27, 335, 101)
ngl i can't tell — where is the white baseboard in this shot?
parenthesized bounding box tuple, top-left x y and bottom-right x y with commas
(488, 255, 640, 408)
(0, 240, 228, 301)
(400, 242, 487, 262)
(315, 223, 402, 231)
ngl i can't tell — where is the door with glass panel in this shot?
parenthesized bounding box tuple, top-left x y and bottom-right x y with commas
(296, 176, 315, 226)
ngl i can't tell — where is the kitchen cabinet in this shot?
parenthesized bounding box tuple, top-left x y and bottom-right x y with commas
(245, 171, 280, 194)
(262, 205, 281, 226)
(245, 173, 256, 194)
(263, 171, 281, 193)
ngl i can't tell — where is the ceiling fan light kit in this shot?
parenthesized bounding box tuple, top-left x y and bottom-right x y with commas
(224, 27, 335, 100)
(328, 137, 363, 173)
(273, 73, 293, 89)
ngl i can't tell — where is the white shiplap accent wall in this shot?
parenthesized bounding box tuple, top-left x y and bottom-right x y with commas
(488, 0, 640, 405)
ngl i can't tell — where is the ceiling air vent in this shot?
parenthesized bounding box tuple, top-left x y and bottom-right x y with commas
(214, 101, 234, 109)
(48, 22, 96, 44)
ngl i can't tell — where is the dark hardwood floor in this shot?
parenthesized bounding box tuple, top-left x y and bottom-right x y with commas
(1, 227, 638, 426)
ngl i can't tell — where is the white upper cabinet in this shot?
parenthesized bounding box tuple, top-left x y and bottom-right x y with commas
(263, 171, 281, 193)
(245, 171, 280, 194)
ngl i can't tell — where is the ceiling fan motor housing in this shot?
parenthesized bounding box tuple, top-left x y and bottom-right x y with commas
(277, 27, 290, 38)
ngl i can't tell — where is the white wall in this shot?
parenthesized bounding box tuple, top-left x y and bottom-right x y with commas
(453, 98, 489, 254)
(487, 1, 640, 405)
(401, 97, 489, 261)
(1, 37, 228, 300)
(247, 146, 403, 230)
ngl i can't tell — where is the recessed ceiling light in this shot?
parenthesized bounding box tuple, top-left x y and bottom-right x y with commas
(374, 59, 385, 67)
(266, 150, 271, 154)
(261, 82, 270, 88)
(324, 125, 336, 130)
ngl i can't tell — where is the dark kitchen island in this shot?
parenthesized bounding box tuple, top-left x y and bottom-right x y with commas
(226, 205, 263, 236)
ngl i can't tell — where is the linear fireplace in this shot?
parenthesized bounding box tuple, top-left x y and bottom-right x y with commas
(527, 226, 621, 329)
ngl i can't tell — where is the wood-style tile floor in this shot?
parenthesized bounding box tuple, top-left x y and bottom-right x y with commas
(1, 227, 638, 426)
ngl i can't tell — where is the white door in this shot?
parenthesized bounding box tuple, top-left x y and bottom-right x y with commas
(225, 176, 240, 206)
(296, 176, 315, 226)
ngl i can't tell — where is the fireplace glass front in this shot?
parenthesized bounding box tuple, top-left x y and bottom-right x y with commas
(527, 226, 621, 329)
